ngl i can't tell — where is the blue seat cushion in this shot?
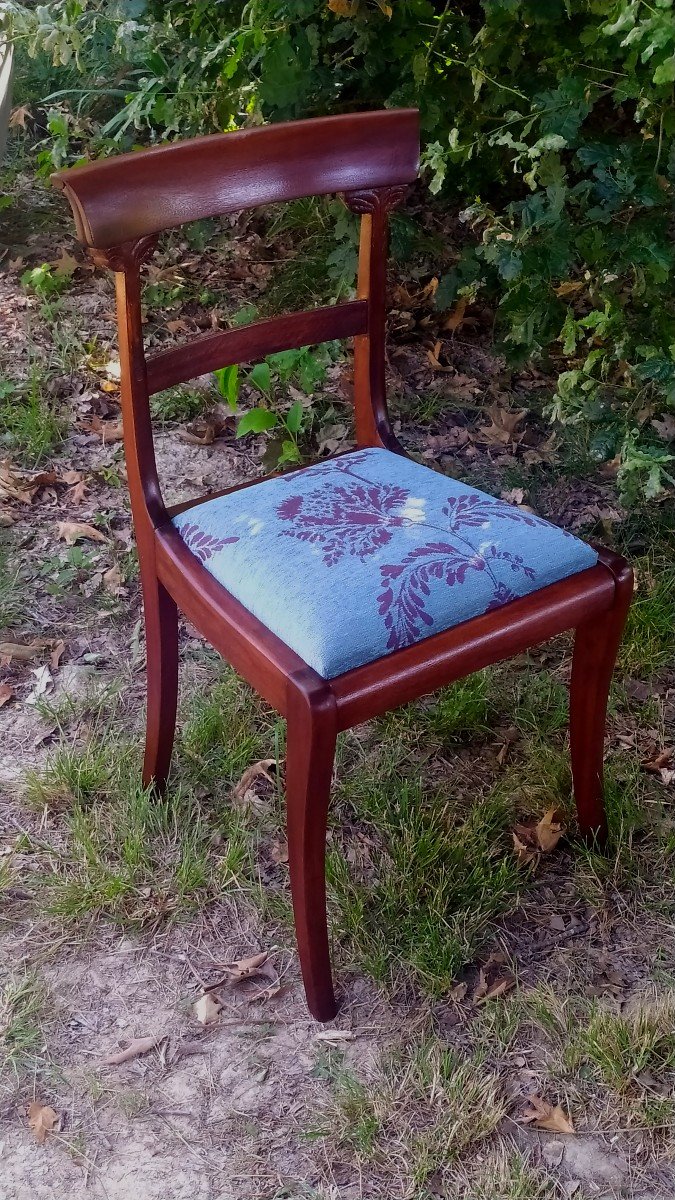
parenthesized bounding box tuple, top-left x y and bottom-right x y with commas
(172, 448, 597, 679)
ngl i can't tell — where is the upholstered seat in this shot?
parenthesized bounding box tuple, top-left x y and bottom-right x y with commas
(172, 448, 597, 679)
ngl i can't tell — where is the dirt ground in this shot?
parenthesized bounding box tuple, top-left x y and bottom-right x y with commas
(1, 157, 674, 1200)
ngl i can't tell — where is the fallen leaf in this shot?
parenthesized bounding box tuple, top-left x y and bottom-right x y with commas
(103, 1034, 163, 1065)
(56, 521, 106, 546)
(51, 248, 78, 278)
(554, 281, 584, 298)
(9, 105, 32, 129)
(103, 564, 124, 594)
(27, 1101, 58, 1144)
(0, 684, 14, 707)
(269, 839, 288, 864)
(444, 296, 468, 332)
(328, 0, 357, 14)
(233, 759, 276, 803)
(479, 404, 528, 447)
(643, 748, 672, 773)
(535, 807, 566, 853)
(25, 664, 54, 706)
(480, 974, 515, 1001)
(49, 640, 65, 671)
(222, 951, 269, 980)
(512, 831, 537, 866)
(501, 487, 525, 506)
(521, 1094, 574, 1134)
(193, 991, 223, 1025)
(0, 459, 56, 504)
(0, 638, 51, 663)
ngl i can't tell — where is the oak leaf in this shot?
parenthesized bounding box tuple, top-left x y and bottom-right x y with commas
(27, 1101, 58, 1144)
(521, 1094, 574, 1134)
(56, 521, 106, 546)
(193, 992, 223, 1025)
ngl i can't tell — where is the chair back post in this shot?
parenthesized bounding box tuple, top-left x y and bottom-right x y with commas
(347, 185, 407, 451)
(90, 236, 165, 533)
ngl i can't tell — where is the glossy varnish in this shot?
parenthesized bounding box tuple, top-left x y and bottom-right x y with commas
(53, 110, 633, 1022)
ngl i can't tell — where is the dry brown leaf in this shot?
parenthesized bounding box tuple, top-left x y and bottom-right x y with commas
(193, 991, 223, 1025)
(270, 839, 289, 864)
(0, 683, 14, 707)
(102, 1034, 163, 1065)
(223, 951, 269, 979)
(103, 564, 124, 594)
(472, 969, 488, 1003)
(479, 404, 528, 447)
(27, 1101, 59, 1144)
(554, 281, 584, 298)
(328, 0, 358, 14)
(57, 521, 106, 546)
(535, 807, 566, 853)
(501, 487, 526, 505)
(49, 640, 65, 672)
(9, 105, 32, 129)
(51, 248, 78, 278)
(512, 831, 537, 866)
(67, 479, 89, 505)
(479, 974, 515, 1002)
(643, 748, 672, 773)
(0, 459, 52, 504)
(444, 296, 468, 332)
(521, 1094, 574, 1134)
(232, 759, 276, 802)
(0, 638, 51, 663)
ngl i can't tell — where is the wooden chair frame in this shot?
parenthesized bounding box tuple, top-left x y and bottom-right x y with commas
(53, 110, 633, 1022)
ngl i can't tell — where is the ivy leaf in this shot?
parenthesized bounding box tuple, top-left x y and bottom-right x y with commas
(214, 364, 240, 411)
(285, 400, 304, 435)
(236, 408, 278, 438)
(248, 362, 272, 397)
(654, 54, 675, 84)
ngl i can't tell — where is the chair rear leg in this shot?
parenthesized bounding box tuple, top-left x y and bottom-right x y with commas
(286, 678, 338, 1022)
(141, 569, 179, 792)
(570, 558, 633, 844)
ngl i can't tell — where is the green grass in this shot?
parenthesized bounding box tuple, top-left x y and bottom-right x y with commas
(0, 972, 48, 1090)
(0, 368, 65, 464)
(150, 385, 211, 425)
(313, 1036, 506, 1189)
(24, 666, 275, 926)
(621, 553, 675, 676)
(0, 540, 24, 628)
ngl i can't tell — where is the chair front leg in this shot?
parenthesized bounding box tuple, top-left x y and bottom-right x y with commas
(286, 675, 339, 1022)
(141, 567, 179, 793)
(569, 557, 633, 844)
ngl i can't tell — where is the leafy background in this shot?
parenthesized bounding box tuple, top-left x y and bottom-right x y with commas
(4, 0, 675, 498)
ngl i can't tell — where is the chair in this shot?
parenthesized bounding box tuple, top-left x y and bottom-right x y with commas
(53, 110, 633, 1022)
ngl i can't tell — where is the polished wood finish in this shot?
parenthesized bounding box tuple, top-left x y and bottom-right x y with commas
(53, 110, 633, 1022)
(146, 302, 368, 396)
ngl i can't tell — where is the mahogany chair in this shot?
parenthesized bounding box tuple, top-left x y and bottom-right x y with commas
(53, 110, 633, 1022)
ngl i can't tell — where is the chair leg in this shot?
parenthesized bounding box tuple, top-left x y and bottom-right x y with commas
(285, 677, 339, 1022)
(141, 569, 179, 793)
(569, 558, 633, 844)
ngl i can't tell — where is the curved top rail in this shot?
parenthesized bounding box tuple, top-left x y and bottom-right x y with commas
(52, 109, 420, 250)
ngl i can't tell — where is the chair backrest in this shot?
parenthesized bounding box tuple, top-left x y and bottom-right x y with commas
(52, 110, 420, 531)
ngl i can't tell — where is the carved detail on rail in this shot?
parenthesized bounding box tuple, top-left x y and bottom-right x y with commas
(343, 185, 407, 215)
(88, 234, 159, 272)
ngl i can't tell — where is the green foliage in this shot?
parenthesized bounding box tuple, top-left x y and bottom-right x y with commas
(9, 0, 675, 498)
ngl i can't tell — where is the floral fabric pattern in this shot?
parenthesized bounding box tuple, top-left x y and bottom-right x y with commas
(172, 448, 597, 679)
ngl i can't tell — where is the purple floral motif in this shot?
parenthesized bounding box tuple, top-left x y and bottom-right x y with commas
(274, 453, 565, 651)
(277, 479, 413, 567)
(179, 522, 239, 563)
